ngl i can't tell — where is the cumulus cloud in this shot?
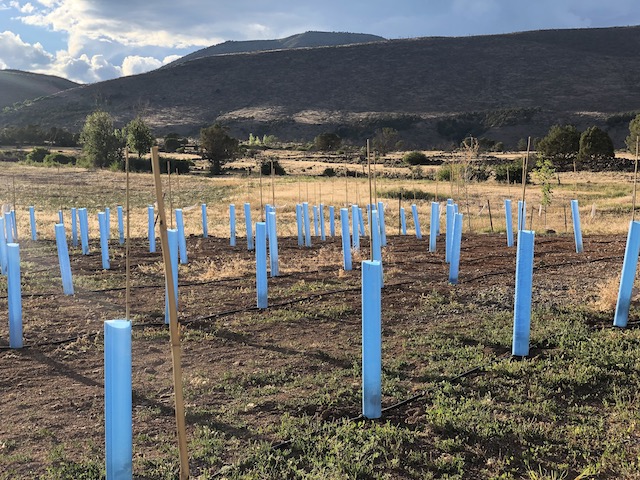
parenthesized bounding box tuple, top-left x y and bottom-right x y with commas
(121, 55, 161, 76)
(0, 30, 54, 69)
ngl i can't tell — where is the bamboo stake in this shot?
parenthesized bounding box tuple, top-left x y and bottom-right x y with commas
(345, 163, 348, 207)
(12, 175, 17, 240)
(270, 159, 275, 207)
(520, 137, 531, 230)
(367, 140, 374, 260)
(632, 136, 639, 221)
(150, 147, 189, 479)
(167, 161, 173, 228)
(373, 152, 378, 206)
(125, 149, 131, 321)
(259, 163, 264, 221)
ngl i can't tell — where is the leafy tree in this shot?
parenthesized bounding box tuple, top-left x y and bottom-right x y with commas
(626, 113, 640, 153)
(314, 132, 342, 151)
(494, 158, 531, 184)
(578, 126, 614, 162)
(248, 133, 261, 146)
(262, 134, 278, 146)
(46, 127, 77, 147)
(125, 117, 154, 159)
(79, 111, 123, 168)
(372, 127, 400, 155)
(200, 124, 240, 175)
(536, 124, 580, 164)
(534, 156, 555, 208)
(403, 151, 428, 165)
(516, 138, 528, 151)
(26, 147, 50, 163)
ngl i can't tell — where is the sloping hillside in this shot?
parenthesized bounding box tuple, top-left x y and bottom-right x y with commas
(0, 69, 80, 109)
(163, 31, 387, 67)
(2, 26, 640, 148)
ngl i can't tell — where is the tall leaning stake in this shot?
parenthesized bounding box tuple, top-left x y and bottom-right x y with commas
(151, 146, 190, 479)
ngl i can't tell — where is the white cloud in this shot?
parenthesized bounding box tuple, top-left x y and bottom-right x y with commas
(121, 55, 161, 76)
(0, 30, 54, 69)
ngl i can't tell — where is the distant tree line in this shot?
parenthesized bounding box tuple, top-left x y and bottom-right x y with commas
(10, 109, 640, 175)
(0, 125, 78, 146)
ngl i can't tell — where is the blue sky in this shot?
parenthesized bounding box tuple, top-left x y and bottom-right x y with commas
(1, 0, 639, 84)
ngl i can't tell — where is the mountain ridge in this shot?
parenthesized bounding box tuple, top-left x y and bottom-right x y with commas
(163, 31, 387, 67)
(0, 69, 80, 110)
(2, 26, 640, 148)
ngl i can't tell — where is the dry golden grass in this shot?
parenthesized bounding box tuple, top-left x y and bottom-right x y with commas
(1, 158, 639, 243)
(593, 276, 622, 312)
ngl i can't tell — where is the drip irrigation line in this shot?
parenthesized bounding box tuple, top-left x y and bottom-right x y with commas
(182, 281, 414, 325)
(222, 352, 512, 478)
(461, 255, 622, 284)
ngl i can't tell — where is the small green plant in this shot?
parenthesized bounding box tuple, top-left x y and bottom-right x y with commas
(534, 155, 555, 227)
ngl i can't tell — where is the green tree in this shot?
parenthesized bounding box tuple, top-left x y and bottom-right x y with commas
(26, 147, 50, 163)
(79, 111, 123, 168)
(578, 126, 614, 163)
(163, 133, 184, 153)
(403, 151, 428, 165)
(626, 113, 640, 153)
(200, 124, 240, 175)
(372, 127, 400, 156)
(125, 117, 154, 159)
(536, 124, 580, 166)
(314, 132, 342, 151)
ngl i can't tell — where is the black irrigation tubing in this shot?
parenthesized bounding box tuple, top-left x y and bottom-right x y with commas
(461, 255, 622, 284)
(214, 352, 513, 478)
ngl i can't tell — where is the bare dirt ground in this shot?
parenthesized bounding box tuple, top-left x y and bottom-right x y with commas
(0, 228, 631, 478)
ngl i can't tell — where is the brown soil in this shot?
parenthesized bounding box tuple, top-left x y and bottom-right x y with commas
(0, 231, 628, 477)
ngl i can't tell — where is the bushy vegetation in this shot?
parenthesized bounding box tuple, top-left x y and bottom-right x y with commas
(402, 150, 428, 165)
(380, 187, 435, 201)
(314, 132, 342, 151)
(126, 156, 193, 174)
(43, 152, 75, 165)
(495, 158, 531, 184)
(79, 110, 123, 168)
(437, 163, 490, 182)
(163, 133, 187, 153)
(0, 125, 78, 147)
(200, 123, 240, 175)
(26, 147, 50, 163)
(260, 159, 286, 176)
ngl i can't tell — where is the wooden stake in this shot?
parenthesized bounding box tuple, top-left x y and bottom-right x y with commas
(632, 136, 639, 221)
(125, 149, 131, 321)
(398, 194, 402, 235)
(487, 199, 493, 232)
(150, 147, 189, 480)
